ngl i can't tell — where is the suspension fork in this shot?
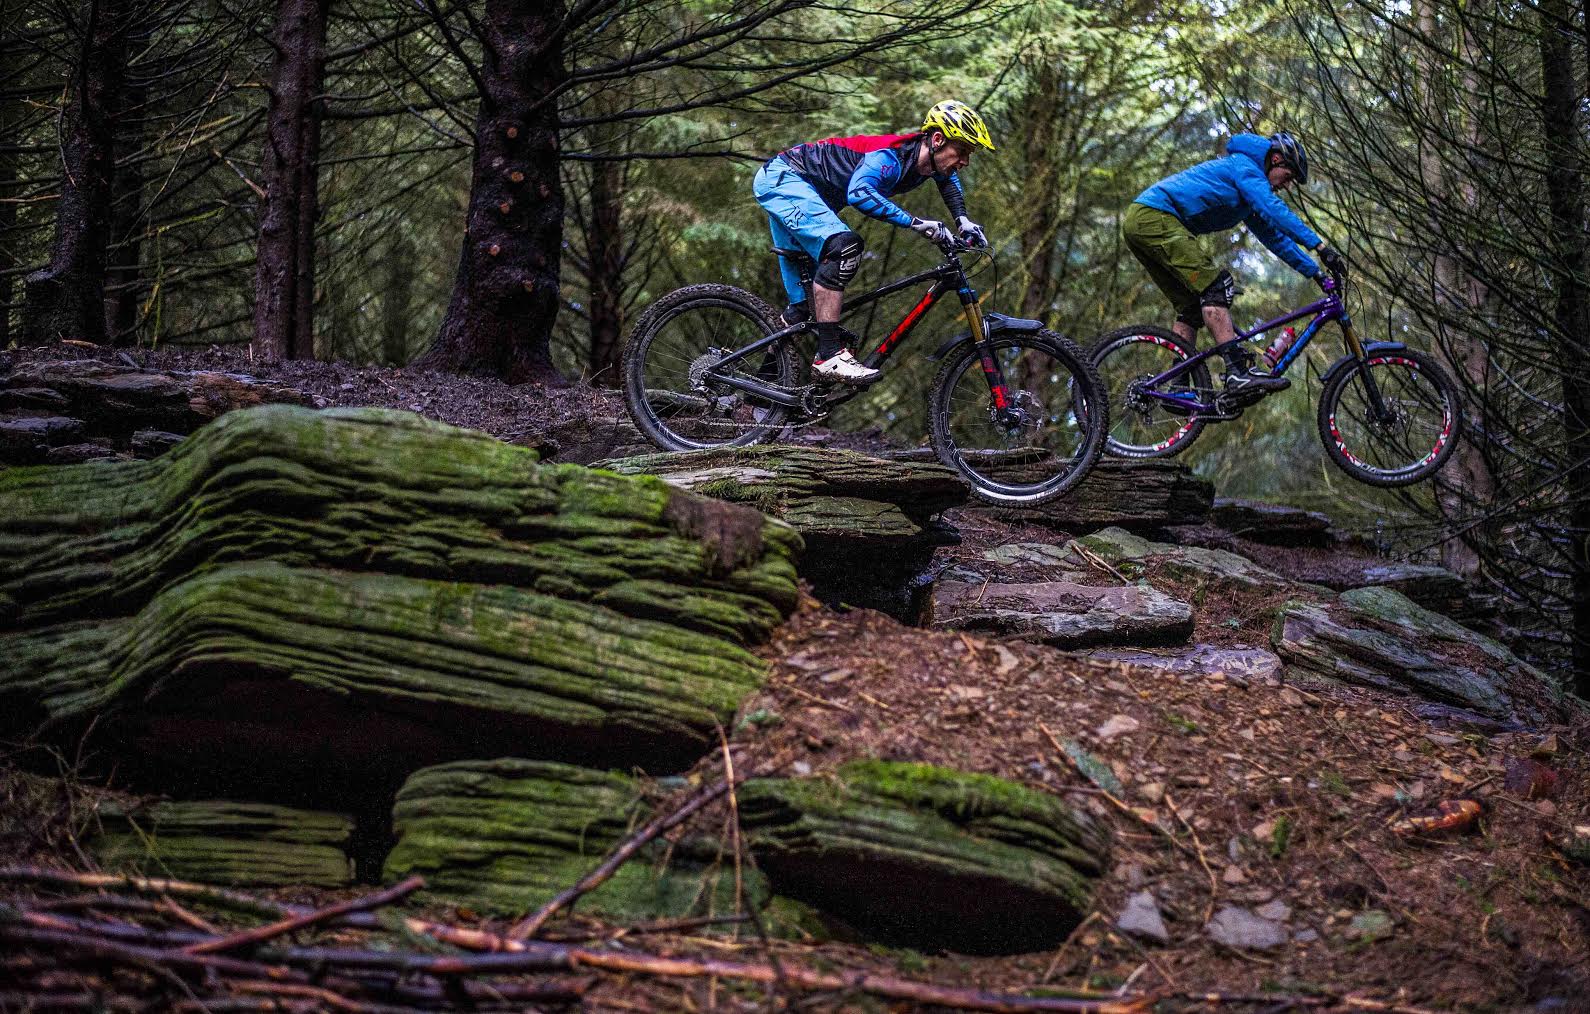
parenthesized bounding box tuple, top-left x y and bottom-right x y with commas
(962, 287, 1013, 413)
(1340, 315, 1393, 420)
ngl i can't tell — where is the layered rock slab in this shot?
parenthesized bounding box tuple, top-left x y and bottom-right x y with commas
(1273, 586, 1552, 721)
(600, 445, 966, 618)
(1, 407, 801, 796)
(738, 760, 1110, 955)
(0, 405, 799, 644)
(90, 800, 354, 887)
(383, 759, 759, 920)
(930, 578, 1193, 647)
(0, 358, 319, 465)
(3, 563, 767, 795)
(976, 458, 1214, 531)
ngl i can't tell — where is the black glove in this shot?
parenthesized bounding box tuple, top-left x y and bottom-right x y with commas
(1317, 244, 1346, 276)
(909, 217, 954, 245)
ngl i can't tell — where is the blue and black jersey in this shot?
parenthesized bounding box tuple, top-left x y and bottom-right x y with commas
(771, 132, 967, 226)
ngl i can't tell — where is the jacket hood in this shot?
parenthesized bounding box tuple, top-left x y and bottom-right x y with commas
(1225, 133, 1272, 171)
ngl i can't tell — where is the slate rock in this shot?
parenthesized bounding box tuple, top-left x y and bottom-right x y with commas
(1077, 644, 1282, 685)
(130, 428, 185, 458)
(930, 578, 1193, 647)
(1206, 904, 1289, 950)
(1210, 498, 1335, 547)
(976, 458, 1214, 531)
(1068, 527, 1319, 594)
(1273, 586, 1553, 721)
(0, 415, 85, 464)
(1117, 890, 1170, 944)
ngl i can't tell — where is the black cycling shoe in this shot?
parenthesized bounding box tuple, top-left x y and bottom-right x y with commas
(1222, 365, 1291, 396)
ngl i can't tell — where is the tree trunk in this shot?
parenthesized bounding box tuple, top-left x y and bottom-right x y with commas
(1017, 57, 1062, 325)
(0, 72, 17, 350)
(21, 0, 128, 346)
(104, 33, 152, 347)
(1416, 0, 1494, 577)
(586, 157, 624, 385)
(252, 0, 329, 362)
(1538, 0, 1590, 697)
(413, 0, 567, 384)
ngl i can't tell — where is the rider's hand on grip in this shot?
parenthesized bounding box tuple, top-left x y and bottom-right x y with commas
(1317, 244, 1346, 277)
(955, 216, 988, 248)
(910, 217, 953, 246)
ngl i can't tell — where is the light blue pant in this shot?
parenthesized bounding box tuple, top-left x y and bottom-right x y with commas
(752, 158, 849, 306)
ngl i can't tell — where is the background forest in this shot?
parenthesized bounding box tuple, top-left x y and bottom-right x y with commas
(3, 0, 1587, 693)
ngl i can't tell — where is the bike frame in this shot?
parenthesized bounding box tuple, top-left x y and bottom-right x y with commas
(698, 247, 1012, 414)
(1138, 274, 1384, 417)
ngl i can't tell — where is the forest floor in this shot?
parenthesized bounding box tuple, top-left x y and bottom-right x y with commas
(5, 344, 1590, 1012)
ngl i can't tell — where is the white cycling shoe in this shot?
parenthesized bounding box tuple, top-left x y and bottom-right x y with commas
(812, 349, 881, 386)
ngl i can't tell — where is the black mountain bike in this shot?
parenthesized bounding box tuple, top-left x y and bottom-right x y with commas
(622, 240, 1107, 506)
(1089, 268, 1461, 487)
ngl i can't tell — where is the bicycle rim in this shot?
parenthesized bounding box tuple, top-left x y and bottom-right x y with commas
(1324, 355, 1457, 483)
(1093, 331, 1208, 457)
(933, 337, 1100, 503)
(632, 297, 793, 449)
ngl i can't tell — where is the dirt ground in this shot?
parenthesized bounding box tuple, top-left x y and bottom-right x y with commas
(4, 344, 1589, 1012)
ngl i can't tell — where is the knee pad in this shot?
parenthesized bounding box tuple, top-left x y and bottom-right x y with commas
(1199, 269, 1236, 309)
(814, 231, 864, 289)
(1175, 306, 1205, 331)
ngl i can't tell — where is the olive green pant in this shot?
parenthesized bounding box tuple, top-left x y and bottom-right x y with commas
(1121, 202, 1220, 326)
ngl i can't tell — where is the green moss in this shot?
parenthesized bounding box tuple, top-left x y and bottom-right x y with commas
(90, 800, 354, 887)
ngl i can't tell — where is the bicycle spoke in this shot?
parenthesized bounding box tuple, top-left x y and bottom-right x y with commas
(1326, 356, 1455, 479)
(1090, 329, 1209, 458)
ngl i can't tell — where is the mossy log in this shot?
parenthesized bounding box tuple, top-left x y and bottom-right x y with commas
(737, 760, 1110, 955)
(0, 405, 799, 645)
(383, 759, 763, 920)
(90, 800, 354, 888)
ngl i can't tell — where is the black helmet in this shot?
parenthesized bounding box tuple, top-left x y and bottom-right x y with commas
(1268, 132, 1309, 184)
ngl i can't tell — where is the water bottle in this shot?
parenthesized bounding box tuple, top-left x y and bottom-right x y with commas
(1263, 326, 1298, 370)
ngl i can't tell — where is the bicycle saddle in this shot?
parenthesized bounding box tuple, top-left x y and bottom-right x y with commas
(771, 246, 815, 267)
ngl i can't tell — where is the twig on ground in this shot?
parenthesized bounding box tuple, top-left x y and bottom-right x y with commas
(185, 876, 424, 955)
(1163, 791, 1220, 922)
(1039, 724, 1194, 859)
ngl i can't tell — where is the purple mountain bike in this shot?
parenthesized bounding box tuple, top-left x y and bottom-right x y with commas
(1088, 268, 1462, 487)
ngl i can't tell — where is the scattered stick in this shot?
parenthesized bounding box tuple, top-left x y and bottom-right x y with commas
(1070, 542, 1128, 583)
(784, 682, 854, 712)
(1163, 791, 1220, 923)
(185, 876, 424, 955)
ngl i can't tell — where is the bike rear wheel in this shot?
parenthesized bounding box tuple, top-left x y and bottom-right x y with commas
(622, 284, 801, 451)
(1316, 347, 1461, 486)
(929, 331, 1106, 506)
(1088, 325, 1212, 458)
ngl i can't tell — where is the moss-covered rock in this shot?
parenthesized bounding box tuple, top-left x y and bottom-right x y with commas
(0, 407, 802, 797)
(737, 760, 1110, 955)
(979, 458, 1213, 530)
(90, 800, 353, 887)
(1272, 588, 1554, 720)
(600, 445, 964, 619)
(598, 444, 966, 544)
(2, 562, 768, 793)
(0, 405, 799, 645)
(383, 759, 763, 920)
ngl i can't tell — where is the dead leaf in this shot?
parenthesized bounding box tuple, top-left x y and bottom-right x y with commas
(1504, 757, 1559, 800)
(1390, 799, 1484, 838)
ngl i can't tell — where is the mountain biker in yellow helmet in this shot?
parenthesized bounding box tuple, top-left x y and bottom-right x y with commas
(752, 100, 996, 384)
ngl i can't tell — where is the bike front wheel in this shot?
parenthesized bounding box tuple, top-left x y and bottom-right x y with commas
(1316, 347, 1462, 486)
(1088, 325, 1212, 459)
(622, 284, 801, 451)
(929, 331, 1106, 506)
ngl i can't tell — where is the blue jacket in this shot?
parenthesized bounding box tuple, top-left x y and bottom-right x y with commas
(1135, 133, 1323, 277)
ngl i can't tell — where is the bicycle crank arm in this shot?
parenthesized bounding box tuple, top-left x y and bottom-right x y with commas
(704, 372, 808, 410)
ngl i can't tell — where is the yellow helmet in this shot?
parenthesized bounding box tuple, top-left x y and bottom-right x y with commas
(922, 100, 995, 152)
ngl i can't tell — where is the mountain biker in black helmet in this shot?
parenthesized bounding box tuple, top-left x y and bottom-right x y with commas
(1122, 131, 1346, 397)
